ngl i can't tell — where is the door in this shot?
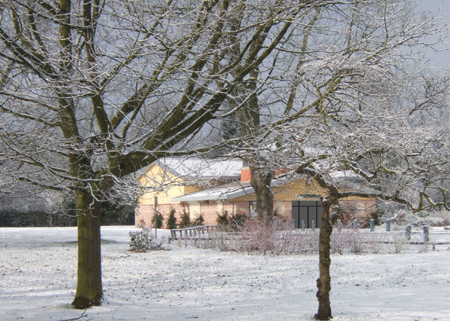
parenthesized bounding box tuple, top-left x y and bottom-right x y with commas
(292, 201, 322, 228)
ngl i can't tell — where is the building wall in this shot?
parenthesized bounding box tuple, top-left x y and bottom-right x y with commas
(338, 198, 377, 221)
(137, 164, 202, 206)
(199, 202, 234, 225)
(135, 201, 237, 227)
(135, 203, 189, 228)
(136, 173, 377, 228)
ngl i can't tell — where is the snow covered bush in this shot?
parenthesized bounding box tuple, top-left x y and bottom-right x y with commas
(129, 227, 165, 252)
(428, 210, 450, 227)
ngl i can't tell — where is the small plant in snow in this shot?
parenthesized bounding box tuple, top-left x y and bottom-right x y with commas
(129, 227, 165, 252)
(390, 232, 409, 254)
(331, 230, 348, 255)
(346, 230, 367, 255)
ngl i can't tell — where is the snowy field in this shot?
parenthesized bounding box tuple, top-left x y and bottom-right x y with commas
(1, 226, 450, 321)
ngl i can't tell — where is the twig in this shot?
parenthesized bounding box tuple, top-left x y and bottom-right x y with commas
(58, 309, 87, 321)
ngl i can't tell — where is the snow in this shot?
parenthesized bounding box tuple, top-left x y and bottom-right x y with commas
(1, 226, 450, 320)
(156, 157, 245, 180)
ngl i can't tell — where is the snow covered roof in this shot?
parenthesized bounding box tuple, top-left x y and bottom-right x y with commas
(171, 181, 254, 202)
(171, 175, 297, 202)
(171, 170, 381, 202)
(154, 157, 245, 180)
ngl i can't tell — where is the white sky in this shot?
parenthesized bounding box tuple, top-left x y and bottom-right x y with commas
(417, 0, 450, 70)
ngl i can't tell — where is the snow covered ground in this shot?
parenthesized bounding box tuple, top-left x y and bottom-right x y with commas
(1, 226, 450, 321)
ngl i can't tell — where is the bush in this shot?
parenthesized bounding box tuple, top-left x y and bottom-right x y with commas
(216, 211, 248, 231)
(152, 212, 163, 228)
(228, 213, 248, 231)
(428, 210, 450, 226)
(227, 217, 302, 255)
(129, 227, 164, 252)
(166, 209, 177, 229)
(360, 212, 380, 228)
(216, 211, 229, 230)
(193, 214, 204, 226)
(178, 210, 191, 228)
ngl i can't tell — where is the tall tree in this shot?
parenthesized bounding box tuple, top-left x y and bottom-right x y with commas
(218, 0, 445, 224)
(216, 1, 449, 319)
(0, 0, 324, 308)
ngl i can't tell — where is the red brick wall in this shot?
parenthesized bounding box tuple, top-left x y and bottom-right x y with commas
(199, 202, 220, 225)
(136, 199, 358, 228)
(234, 201, 250, 216)
(338, 199, 377, 219)
(135, 203, 190, 228)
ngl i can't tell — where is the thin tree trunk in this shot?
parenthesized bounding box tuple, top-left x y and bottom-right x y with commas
(72, 191, 103, 309)
(315, 197, 334, 320)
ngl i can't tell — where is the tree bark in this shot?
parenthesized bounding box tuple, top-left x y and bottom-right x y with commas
(315, 197, 334, 320)
(250, 166, 274, 224)
(72, 190, 103, 309)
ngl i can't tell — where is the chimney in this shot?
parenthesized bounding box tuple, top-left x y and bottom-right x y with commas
(275, 168, 289, 176)
(241, 167, 251, 182)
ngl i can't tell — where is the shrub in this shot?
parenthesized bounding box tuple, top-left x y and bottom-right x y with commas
(336, 210, 356, 227)
(178, 210, 191, 228)
(129, 227, 164, 252)
(428, 210, 450, 226)
(216, 211, 229, 230)
(360, 212, 380, 228)
(193, 214, 204, 226)
(346, 230, 367, 255)
(228, 213, 248, 231)
(166, 209, 177, 229)
(152, 212, 163, 228)
(390, 232, 409, 254)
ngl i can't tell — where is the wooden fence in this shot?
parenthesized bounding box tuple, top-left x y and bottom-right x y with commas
(170, 225, 217, 240)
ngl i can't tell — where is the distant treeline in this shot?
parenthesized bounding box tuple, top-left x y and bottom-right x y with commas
(0, 203, 135, 227)
(0, 210, 73, 227)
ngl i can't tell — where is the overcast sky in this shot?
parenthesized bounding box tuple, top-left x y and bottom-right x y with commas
(417, 0, 450, 70)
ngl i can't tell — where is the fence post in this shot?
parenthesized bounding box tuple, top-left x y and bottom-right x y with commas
(353, 219, 359, 230)
(154, 196, 158, 239)
(423, 226, 429, 243)
(337, 219, 342, 232)
(301, 220, 306, 231)
(292, 219, 295, 230)
(405, 225, 411, 240)
(312, 220, 316, 231)
(386, 219, 391, 232)
(370, 219, 375, 232)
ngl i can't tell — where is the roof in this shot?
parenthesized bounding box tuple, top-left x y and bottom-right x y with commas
(154, 157, 245, 181)
(170, 171, 381, 202)
(171, 181, 254, 202)
(171, 175, 300, 202)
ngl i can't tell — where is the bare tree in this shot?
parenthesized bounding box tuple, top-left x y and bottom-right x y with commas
(1, 0, 448, 316)
(0, 0, 330, 309)
(216, 1, 450, 319)
(216, 0, 446, 223)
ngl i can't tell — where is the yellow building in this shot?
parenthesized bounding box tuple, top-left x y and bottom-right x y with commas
(135, 158, 377, 228)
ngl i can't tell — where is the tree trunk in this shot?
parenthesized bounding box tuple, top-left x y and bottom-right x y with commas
(72, 191, 103, 309)
(250, 166, 274, 224)
(315, 197, 334, 320)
